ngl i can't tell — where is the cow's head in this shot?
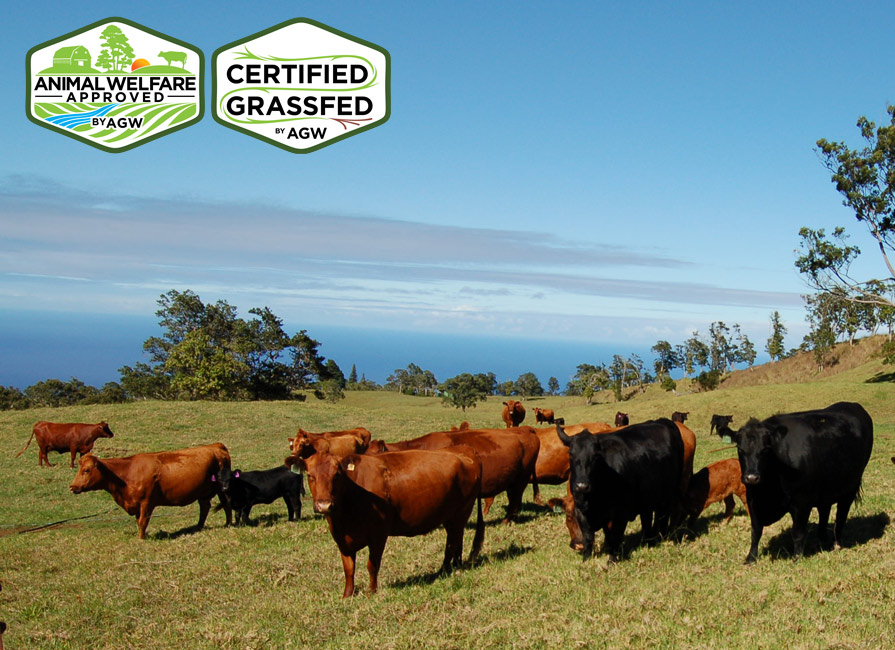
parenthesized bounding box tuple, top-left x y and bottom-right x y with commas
(729, 417, 785, 486)
(292, 451, 349, 515)
(556, 424, 608, 520)
(614, 412, 629, 427)
(98, 422, 114, 438)
(70, 455, 106, 494)
(671, 411, 689, 423)
(365, 439, 388, 455)
(212, 467, 241, 493)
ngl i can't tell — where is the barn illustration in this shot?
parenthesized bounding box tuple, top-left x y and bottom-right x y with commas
(52, 46, 91, 69)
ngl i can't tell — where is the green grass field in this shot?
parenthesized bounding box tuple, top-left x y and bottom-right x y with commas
(2, 357, 895, 649)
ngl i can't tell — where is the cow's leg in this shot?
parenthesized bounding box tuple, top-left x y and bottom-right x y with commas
(745, 509, 763, 564)
(340, 551, 357, 598)
(564, 496, 585, 551)
(69, 448, 78, 468)
(218, 493, 233, 526)
(469, 497, 484, 564)
(532, 480, 544, 506)
(604, 522, 627, 563)
(284, 496, 296, 521)
(503, 478, 528, 523)
(137, 503, 154, 539)
(441, 520, 464, 573)
(816, 503, 832, 548)
(574, 506, 595, 558)
(640, 511, 655, 545)
(833, 496, 856, 550)
(790, 506, 811, 559)
(722, 495, 736, 523)
(241, 506, 253, 526)
(366, 538, 387, 595)
(39, 445, 51, 467)
(196, 498, 211, 530)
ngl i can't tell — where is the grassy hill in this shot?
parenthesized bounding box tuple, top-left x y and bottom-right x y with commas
(1, 358, 894, 648)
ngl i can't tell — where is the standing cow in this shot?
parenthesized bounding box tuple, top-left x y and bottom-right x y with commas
(17, 421, 114, 467)
(502, 400, 525, 427)
(69, 443, 233, 538)
(727, 402, 873, 563)
(291, 447, 485, 597)
(557, 419, 683, 562)
(533, 407, 556, 424)
(213, 465, 303, 525)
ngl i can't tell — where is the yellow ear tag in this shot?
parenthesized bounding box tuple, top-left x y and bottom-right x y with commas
(347, 463, 355, 471)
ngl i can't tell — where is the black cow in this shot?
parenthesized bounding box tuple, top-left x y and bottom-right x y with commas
(727, 402, 873, 564)
(556, 418, 683, 562)
(214, 466, 304, 525)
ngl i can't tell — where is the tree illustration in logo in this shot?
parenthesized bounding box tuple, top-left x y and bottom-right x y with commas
(97, 25, 134, 72)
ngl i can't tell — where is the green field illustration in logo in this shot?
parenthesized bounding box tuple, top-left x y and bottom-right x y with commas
(27, 18, 203, 153)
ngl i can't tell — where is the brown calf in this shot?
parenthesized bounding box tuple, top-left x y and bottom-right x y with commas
(684, 458, 748, 526)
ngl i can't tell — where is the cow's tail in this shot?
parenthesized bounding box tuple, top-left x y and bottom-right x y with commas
(15, 431, 35, 457)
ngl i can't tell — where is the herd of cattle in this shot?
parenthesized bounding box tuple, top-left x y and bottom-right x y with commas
(15, 399, 877, 597)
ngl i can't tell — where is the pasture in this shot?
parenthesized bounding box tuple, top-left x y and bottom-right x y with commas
(2, 359, 895, 649)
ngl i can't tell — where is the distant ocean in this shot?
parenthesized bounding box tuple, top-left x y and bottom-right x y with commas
(0, 310, 656, 390)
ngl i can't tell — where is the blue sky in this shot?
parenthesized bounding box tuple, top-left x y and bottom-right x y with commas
(2, 1, 893, 388)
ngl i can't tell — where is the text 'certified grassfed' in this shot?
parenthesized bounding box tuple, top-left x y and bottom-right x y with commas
(212, 18, 390, 153)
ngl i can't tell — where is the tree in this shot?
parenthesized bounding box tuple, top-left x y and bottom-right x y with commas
(513, 372, 543, 399)
(567, 363, 609, 404)
(766, 311, 788, 361)
(497, 380, 516, 396)
(386, 363, 437, 396)
(99, 25, 134, 72)
(708, 322, 734, 372)
(547, 376, 560, 396)
(0, 386, 30, 410)
(322, 359, 346, 389)
(803, 292, 840, 370)
(796, 105, 895, 310)
(348, 364, 358, 385)
(677, 333, 709, 378)
(735, 329, 757, 369)
(440, 373, 490, 412)
(651, 340, 680, 379)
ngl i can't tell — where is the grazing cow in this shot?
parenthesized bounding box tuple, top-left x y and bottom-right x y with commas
(214, 465, 304, 525)
(502, 400, 526, 427)
(17, 421, 114, 467)
(369, 427, 539, 522)
(557, 419, 683, 561)
(614, 412, 629, 427)
(727, 402, 873, 563)
(684, 458, 748, 526)
(672, 411, 689, 423)
(552, 418, 695, 548)
(289, 427, 371, 459)
(710, 414, 734, 438)
(290, 447, 485, 597)
(69, 443, 233, 539)
(533, 407, 556, 424)
(531, 422, 613, 505)
(158, 50, 187, 67)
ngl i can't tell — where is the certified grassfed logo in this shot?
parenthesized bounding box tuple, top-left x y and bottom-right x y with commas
(26, 18, 203, 153)
(213, 18, 390, 153)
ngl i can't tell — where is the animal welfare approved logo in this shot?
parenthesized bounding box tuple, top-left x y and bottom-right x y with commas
(26, 17, 203, 153)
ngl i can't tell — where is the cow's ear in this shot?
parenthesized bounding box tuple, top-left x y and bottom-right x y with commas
(234, 470, 240, 478)
(768, 422, 787, 440)
(726, 427, 740, 444)
(286, 456, 306, 472)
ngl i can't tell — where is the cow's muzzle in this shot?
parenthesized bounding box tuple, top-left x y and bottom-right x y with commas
(743, 473, 760, 485)
(314, 500, 333, 514)
(573, 482, 590, 494)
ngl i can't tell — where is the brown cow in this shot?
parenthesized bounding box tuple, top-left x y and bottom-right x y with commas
(502, 400, 526, 427)
(533, 407, 556, 424)
(69, 443, 232, 539)
(291, 447, 485, 597)
(289, 427, 371, 459)
(369, 427, 539, 522)
(684, 458, 749, 526)
(531, 422, 612, 505)
(17, 421, 114, 467)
